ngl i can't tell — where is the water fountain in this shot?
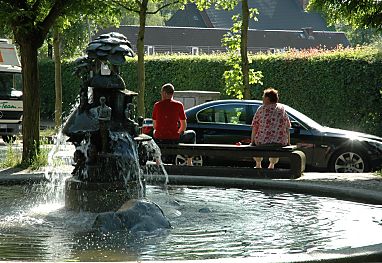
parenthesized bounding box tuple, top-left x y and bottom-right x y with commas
(61, 32, 168, 232)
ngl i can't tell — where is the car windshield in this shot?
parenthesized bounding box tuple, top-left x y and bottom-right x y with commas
(284, 104, 323, 131)
(0, 72, 22, 99)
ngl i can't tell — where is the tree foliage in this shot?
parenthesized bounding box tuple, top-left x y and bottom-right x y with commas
(0, 0, 120, 165)
(336, 24, 382, 46)
(51, 5, 125, 130)
(0, 26, 13, 40)
(108, 0, 186, 117)
(119, 2, 170, 26)
(194, 0, 263, 99)
(221, 10, 262, 99)
(55, 5, 125, 58)
(308, 0, 382, 30)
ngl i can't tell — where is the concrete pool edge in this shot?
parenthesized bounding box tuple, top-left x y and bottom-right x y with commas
(0, 172, 47, 185)
(146, 174, 382, 205)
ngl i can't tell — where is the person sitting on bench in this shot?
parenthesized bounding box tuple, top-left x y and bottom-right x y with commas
(251, 88, 291, 169)
(152, 83, 196, 165)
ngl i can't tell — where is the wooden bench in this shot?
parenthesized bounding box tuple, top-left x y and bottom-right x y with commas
(157, 143, 306, 179)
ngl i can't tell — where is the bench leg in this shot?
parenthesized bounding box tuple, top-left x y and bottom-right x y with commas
(289, 151, 305, 179)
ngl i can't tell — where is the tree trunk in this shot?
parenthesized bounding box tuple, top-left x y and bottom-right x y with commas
(53, 26, 62, 131)
(19, 42, 40, 164)
(136, 0, 148, 118)
(241, 0, 251, 99)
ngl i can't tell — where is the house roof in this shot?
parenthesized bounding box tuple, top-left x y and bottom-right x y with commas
(98, 26, 350, 51)
(165, 3, 212, 28)
(166, 0, 329, 31)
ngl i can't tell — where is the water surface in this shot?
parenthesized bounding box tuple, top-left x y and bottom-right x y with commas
(0, 184, 381, 261)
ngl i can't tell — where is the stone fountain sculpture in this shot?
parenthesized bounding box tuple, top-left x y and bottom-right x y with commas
(62, 32, 170, 233)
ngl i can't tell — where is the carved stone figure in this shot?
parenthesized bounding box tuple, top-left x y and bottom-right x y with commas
(97, 96, 112, 152)
(124, 103, 135, 122)
(97, 96, 111, 121)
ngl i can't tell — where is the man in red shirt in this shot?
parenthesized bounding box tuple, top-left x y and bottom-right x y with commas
(152, 83, 195, 165)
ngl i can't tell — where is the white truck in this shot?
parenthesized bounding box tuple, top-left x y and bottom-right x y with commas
(0, 39, 23, 143)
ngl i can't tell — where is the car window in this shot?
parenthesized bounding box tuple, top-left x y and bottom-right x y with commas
(251, 104, 310, 130)
(288, 115, 308, 130)
(251, 105, 260, 115)
(197, 104, 248, 124)
(284, 104, 323, 130)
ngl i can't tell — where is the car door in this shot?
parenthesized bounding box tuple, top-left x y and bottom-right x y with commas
(287, 115, 315, 166)
(192, 103, 252, 144)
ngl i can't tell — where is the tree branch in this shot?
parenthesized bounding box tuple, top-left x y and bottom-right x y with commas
(0, 0, 16, 13)
(38, 0, 70, 40)
(0, 0, 17, 6)
(135, 0, 143, 9)
(28, 0, 44, 25)
(146, 0, 180, 15)
(0, 0, 28, 9)
(109, 0, 139, 13)
(31, 0, 42, 14)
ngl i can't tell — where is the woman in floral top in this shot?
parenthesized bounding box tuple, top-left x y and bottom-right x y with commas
(251, 88, 291, 169)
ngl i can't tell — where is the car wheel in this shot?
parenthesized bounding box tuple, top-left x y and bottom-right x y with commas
(175, 154, 203, 166)
(2, 135, 16, 144)
(330, 150, 369, 173)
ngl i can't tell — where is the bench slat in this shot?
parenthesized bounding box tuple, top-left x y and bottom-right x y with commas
(162, 143, 297, 151)
(155, 143, 306, 179)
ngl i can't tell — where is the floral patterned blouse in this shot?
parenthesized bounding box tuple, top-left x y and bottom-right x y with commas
(251, 103, 291, 146)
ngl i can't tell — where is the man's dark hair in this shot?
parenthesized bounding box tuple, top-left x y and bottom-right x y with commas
(263, 88, 279, 103)
(162, 83, 175, 95)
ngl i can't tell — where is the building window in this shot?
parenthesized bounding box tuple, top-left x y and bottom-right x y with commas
(147, 45, 155, 55)
(191, 46, 199, 55)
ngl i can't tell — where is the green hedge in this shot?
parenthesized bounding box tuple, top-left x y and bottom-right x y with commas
(120, 55, 229, 116)
(250, 48, 382, 136)
(39, 59, 81, 121)
(38, 48, 382, 136)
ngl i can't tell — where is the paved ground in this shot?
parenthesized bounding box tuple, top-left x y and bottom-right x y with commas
(298, 172, 382, 192)
(296, 172, 382, 205)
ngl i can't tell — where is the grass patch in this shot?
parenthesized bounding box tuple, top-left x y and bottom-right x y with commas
(0, 139, 50, 171)
(0, 143, 22, 168)
(28, 145, 50, 171)
(40, 128, 56, 138)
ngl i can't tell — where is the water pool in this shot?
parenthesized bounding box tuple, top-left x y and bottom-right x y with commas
(0, 184, 381, 261)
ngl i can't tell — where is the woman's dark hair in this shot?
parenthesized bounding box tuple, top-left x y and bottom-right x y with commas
(263, 88, 279, 103)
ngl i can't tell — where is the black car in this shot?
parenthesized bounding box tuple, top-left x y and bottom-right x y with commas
(143, 100, 382, 172)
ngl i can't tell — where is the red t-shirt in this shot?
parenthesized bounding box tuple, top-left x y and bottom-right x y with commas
(152, 99, 186, 140)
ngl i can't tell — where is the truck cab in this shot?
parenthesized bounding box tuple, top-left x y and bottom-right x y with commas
(0, 39, 23, 143)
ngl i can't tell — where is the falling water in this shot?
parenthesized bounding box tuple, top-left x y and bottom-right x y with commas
(40, 130, 74, 205)
(42, 96, 84, 201)
(41, 128, 169, 204)
(140, 139, 169, 185)
(109, 131, 145, 198)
